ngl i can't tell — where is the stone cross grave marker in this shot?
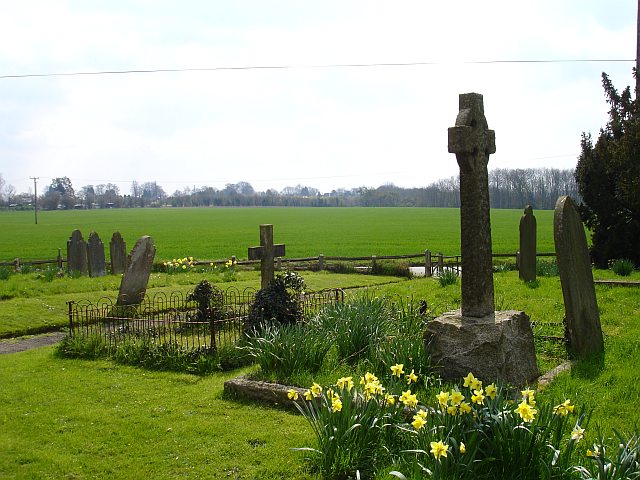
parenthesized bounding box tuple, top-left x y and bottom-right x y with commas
(67, 229, 88, 275)
(248, 224, 285, 289)
(87, 232, 107, 278)
(519, 205, 537, 282)
(116, 236, 156, 306)
(554, 195, 604, 357)
(109, 232, 127, 275)
(448, 92, 496, 318)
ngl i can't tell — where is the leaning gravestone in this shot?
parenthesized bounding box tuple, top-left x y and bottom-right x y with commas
(87, 232, 107, 277)
(116, 236, 156, 306)
(424, 93, 539, 386)
(109, 232, 127, 275)
(554, 196, 604, 357)
(519, 205, 537, 282)
(67, 229, 88, 275)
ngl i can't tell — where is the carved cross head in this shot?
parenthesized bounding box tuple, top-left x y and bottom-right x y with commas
(448, 93, 496, 170)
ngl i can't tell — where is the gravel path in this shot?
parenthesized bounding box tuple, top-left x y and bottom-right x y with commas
(0, 332, 66, 355)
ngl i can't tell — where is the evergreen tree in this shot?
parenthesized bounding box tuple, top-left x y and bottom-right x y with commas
(576, 72, 640, 267)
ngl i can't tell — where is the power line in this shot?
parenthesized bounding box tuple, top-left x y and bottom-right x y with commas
(0, 58, 634, 80)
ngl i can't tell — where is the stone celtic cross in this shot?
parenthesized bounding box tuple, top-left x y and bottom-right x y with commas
(248, 224, 285, 289)
(448, 93, 496, 318)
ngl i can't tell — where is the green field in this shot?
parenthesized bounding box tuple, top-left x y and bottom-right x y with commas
(0, 207, 557, 262)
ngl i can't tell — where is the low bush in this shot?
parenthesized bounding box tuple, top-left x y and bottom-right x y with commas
(0, 266, 13, 281)
(611, 258, 634, 277)
(55, 333, 251, 375)
(246, 272, 305, 330)
(243, 322, 331, 383)
(438, 269, 459, 287)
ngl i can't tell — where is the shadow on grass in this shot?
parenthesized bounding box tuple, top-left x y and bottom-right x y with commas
(569, 352, 605, 379)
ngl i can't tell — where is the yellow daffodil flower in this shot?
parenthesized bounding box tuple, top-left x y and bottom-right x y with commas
(447, 405, 458, 416)
(304, 390, 313, 401)
(331, 397, 343, 413)
(571, 426, 585, 442)
(311, 383, 322, 397)
(450, 390, 464, 406)
(336, 376, 354, 392)
(460, 442, 466, 454)
(385, 394, 395, 406)
(553, 399, 575, 416)
(430, 441, 449, 460)
(287, 389, 299, 400)
(416, 409, 428, 419)
(412, 416, 426, 430)
(459, 402, 472, 414)
(406, 369, 418, 384)
(463, 372, 476, 388)
(390, 364, 404, 377)
(470, 378, 483, 391)
(485, 383, 497, 399)
(471, 389, 485, 405)
(436, 391, 450, 408)
(515, 400, 537, 422)
(521, 388, 536, 405)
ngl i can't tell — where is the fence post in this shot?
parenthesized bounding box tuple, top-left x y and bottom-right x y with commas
(424, 250, 432, 277)
(67, 301, 74, 334)
(13, 258, 20, 272)
(515, 251, 521, 270)
(318, 254, 325, 271)
(57, 248, 63, 270)
(276, 257, 282, 271)
(231, 255, 236, 265)
(437, 252, 444, 276)
(371, 255, 377, 272)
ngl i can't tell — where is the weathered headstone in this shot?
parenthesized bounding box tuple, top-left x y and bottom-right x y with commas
(116, 236, 156, 306)
(554, 195, 604, 357)
(248, 224, 285, 289)
(67, 229, 88, 275)
(87, 232, 107, 277)
(519, 205, 537, 282)
(447, 92, 495, 317)
(109, 232, 127, 275)
(424, 93, 538, 386)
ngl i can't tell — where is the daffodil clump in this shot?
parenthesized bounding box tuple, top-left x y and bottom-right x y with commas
(295, 370, 593, 480)
(163, 256, 196, 274)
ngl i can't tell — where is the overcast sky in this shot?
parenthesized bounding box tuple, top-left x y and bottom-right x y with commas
(0, 1, 636, 196)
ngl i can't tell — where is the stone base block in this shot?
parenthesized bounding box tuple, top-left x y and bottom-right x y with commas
(424, 310, 539, 386)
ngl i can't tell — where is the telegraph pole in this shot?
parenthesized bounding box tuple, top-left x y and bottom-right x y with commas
(30, 177, 38, 225)
(637, 0, 639, 95)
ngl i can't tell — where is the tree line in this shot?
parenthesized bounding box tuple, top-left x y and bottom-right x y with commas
(0, 167, 578, 211)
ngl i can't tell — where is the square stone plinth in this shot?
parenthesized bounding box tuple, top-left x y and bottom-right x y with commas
(424, 310, 539, 386)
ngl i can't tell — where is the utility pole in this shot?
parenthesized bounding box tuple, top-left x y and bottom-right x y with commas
(30, 177, 39, 224)
(637, 0, 639, 96)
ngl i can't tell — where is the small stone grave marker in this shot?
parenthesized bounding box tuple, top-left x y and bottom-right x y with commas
(554, 195, 604, 357)
(519, 205, 537, 282)
(248, 224, 285, 289)
(87, 232, 106, 277)
(109, 232, 127, 275)
(67, 229, 88, 275)
(116, 236, 156, 306)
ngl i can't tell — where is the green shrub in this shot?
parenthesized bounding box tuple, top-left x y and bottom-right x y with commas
(611, 258, 634, 277)
(316, 295, 392, 366)
(243, 322, 331, 383)
(0, 267, 12, 281)
(246, 272, 305, 330)
(438, 269, 459, 287)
